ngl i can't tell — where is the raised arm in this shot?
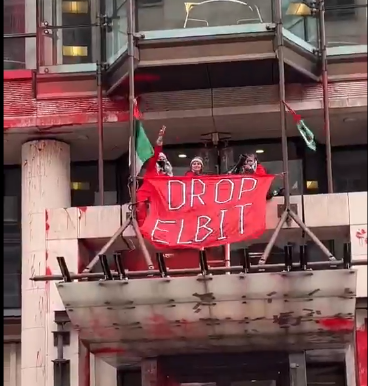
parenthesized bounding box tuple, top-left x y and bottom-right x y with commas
(145, 126, 166, 175)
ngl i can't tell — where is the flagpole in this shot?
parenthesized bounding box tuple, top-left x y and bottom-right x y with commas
(318, 0, 334, 193)
(127, 0, 137, 208)
(96, 4, 105, 205)
(127, 0, 154, 270)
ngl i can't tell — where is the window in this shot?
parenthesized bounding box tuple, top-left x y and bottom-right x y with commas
(71, 161, 118, 206)
(4, 167, 22, 310)
(4, 241, 21, 309)
(118, 370, 141, 386)
(325, 0, 356, 21)
(4, 168, 21, 223)
(332, 147, 367, 193)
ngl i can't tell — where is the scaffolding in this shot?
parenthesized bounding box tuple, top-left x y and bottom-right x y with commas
(84, 0, 338, 274)
(17, 0, 364, 278)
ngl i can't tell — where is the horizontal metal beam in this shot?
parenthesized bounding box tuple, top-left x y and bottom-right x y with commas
(31, 259, 367, 282)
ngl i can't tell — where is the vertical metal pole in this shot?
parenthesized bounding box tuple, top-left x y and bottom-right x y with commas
(318, 0, 334, 193)
(96, 9, 105, 205)
(126, 0, 153, 270)
(127, 0, 137, 211)
(275, 0, 291, 208)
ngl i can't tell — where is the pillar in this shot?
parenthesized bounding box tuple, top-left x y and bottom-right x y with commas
(21, 140, 71, 386)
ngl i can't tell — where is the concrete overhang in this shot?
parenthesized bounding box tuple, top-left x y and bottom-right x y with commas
(105, 28, 324, 95)
(282, 37, 320, 82)
(327, 53, 368, 82)
(57, 269, 357, 368)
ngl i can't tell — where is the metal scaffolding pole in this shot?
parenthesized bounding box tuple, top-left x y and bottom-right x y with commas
(96, 7, 105, 205)
(318, 0, 334, 193)
(258, 0, 336, 265)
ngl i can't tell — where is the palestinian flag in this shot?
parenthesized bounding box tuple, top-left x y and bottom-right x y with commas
(129, 120, 154, 176)
(283, 101, 317, 151)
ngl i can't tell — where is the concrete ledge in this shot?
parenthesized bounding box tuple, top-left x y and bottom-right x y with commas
(348, 192, 367, 225)
(304, 193, 349, 227)
(45, 192, 368, 240)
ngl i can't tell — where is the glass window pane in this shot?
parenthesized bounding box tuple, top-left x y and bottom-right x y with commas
(137, 0, 272, 32)
(332, 148, 367, 192)
(71, 162, 118, 206)
(4, 243, 21, 309)
(4, 168, 21, 223)
(105, 0, 128, 63)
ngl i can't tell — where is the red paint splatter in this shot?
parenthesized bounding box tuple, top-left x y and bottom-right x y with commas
(356, 229, 368, 245)
(147, 314, 173, 337)
(91, 347, 125, 355)
(45, 210, 50, 231)
(319, 317, 354, 331)
(4, 69, 33, 80)
(90, 317, 116, 340)
(357, 322, 367, 386)
(83, 344, 91, 386)
(45, 266, 52, 276)
(78, 207, 88, 213)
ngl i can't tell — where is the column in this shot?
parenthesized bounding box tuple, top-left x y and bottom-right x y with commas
(21, 140, 70, 386)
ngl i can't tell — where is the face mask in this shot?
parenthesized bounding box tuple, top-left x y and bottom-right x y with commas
(242, 154, 258, 174)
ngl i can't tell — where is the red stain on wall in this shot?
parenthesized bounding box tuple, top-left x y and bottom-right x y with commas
(4, 78, 131, 129)
(78, 207, 88, 214)
(147, 314, 173, 338)
(357, 321, 367, 386)
(91, 347, 125, 355)
(45, 210, 50, 232)
(356, 229, 368, 245)
(318, 317, 354, 331)
(83, 344, 91, 386)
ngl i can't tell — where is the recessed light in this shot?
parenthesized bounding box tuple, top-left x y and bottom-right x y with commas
(178, 154, 187, 158)
(343, 117, 356, 123)
(255, 149, 264, 154)
(77, 135, 89, 140)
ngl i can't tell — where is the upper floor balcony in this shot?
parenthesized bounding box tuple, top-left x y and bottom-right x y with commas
(3, 0, 367, 75)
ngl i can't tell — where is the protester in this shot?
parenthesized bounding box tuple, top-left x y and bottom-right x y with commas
(136, 126, 172, 226)
(227, 153, 278, 199)
(185, 156, 204, 176)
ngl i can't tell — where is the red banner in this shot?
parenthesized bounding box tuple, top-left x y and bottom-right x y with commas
(139, 175, 275, 249)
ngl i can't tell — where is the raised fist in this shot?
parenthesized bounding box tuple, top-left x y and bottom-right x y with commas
(156, 125, 166, 146)
(158, 125, 166, 137)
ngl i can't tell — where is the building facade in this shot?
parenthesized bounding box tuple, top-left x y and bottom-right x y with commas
(3, 0, 368, 385)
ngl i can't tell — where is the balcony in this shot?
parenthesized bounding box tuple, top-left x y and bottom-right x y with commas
(44, 191, 367, 288)
(28, 191, 365, 367)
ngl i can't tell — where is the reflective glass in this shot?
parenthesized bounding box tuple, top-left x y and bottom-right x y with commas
(137, 0, 273, 33)
(325, 1, 368, 47)
(105, 0, 128, 63)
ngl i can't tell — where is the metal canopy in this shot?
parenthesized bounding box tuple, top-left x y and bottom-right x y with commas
(57, 269, 357, 368)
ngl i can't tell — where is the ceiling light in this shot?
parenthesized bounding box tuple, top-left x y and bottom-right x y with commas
(286, 2, 312, 16)
(77, 135, 89, 140)
(178, 154, 187, 158)
(343, 117, 356, 123)
(255, 149, 264, 154)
